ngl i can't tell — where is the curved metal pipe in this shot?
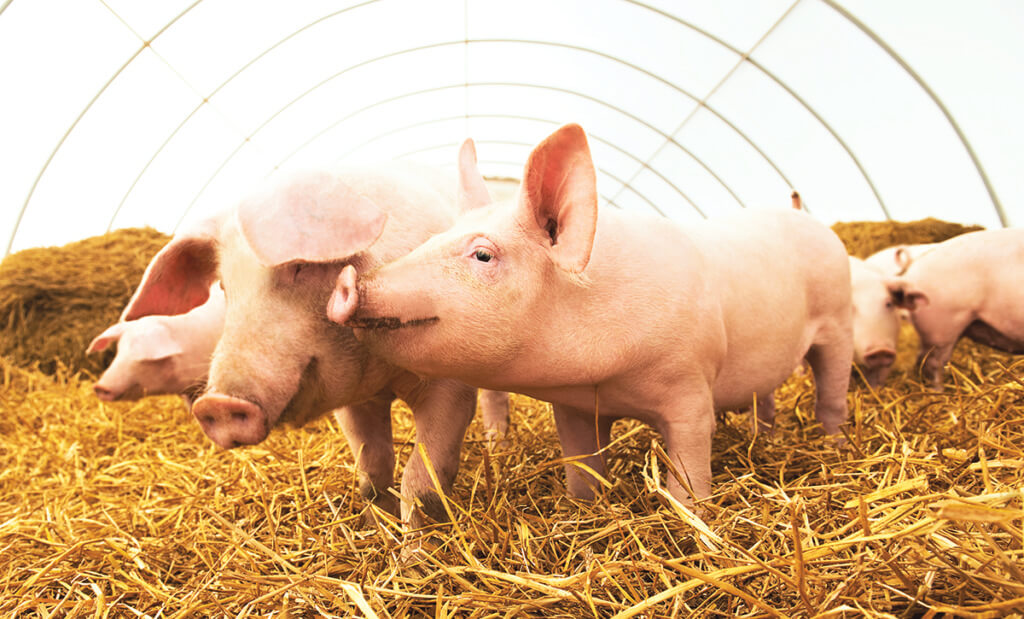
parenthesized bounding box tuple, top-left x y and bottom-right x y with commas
(175, 79, 734, 231)
(394, 138, 678, 216)
(4, 0, 202, 257)
(624, 0, 890, 219)
(822, 0, 1007, 226)
(345, 119, 704, 217)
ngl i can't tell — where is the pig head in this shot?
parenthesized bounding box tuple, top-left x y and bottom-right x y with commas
(122, 163, 480, 523)
(848, 257, 900, 387)
(87, 283, 224, 404)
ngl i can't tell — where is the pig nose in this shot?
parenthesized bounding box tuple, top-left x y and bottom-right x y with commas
(327, 264, 360, 325)
(191, 393, 269, 449)
(93, 384, 118, 401)
(863, 348, 897, 368)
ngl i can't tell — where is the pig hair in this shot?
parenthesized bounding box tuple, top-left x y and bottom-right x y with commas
(563, 266, 593, 288)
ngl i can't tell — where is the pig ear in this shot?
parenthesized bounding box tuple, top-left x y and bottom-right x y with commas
(122, 233, 219, 321)
(457, 139, 493, 212)
(87, 322, 128, 354)
(884, 278, 928, 310)
(894, 247, 913, 274)
(517, 124, 598, 274)
(237, 171, 387, 267)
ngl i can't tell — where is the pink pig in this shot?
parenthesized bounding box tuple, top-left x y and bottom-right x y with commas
(87, 284, 225, 405)
(848, 257, 900, 387)
(118, 163, 492, 524)
(885, 229, 1024, 388)
(328, 124, 854, 503)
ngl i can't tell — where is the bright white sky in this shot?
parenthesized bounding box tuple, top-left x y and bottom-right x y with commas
(1, 0, 1022, 255)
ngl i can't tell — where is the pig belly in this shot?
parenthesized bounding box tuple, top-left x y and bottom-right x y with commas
(711, 325, 813, 411)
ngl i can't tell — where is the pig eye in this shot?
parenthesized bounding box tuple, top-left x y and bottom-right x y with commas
(474, 249, 493, 263)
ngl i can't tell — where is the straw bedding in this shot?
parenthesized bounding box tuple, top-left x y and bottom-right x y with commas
(1, 221, 1022, 617)
(0, 228, 171, 376)
(830, 218, 983, 259)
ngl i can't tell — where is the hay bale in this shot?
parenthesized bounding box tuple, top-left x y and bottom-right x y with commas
(0, 228, 171, 376)
(831, 217, 984, 258)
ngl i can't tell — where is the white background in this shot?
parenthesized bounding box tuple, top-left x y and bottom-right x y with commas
(1, 0, 1021, 254)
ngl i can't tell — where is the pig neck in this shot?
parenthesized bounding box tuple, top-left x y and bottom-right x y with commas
(493, 209, 722, 417)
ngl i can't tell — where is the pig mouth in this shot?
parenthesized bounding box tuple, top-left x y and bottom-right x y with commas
(347, 316, 439, 330)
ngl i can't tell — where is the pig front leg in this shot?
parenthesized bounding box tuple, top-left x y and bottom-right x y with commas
(553, 405, 614, 500)
(656, 389, 716, 503)
(399, 379, 477, 527)
(754, 392, 777, 435)
(332, 398, 399, 519)
(806, 324, 854, 435)
(478, 389, 511, 439)
(917, 341, 956, 390)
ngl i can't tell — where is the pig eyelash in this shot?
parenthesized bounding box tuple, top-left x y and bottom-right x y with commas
(467, 237, 498, 264)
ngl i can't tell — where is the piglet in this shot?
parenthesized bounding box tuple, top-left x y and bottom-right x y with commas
(848, 257, 900, 387)
(87, 284, 224, 406)
(885, 229, 1024, 388)
(328, 124, 854, 504)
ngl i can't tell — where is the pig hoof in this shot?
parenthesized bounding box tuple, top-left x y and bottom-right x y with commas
(396, 532, 444, 570)
(407, 493, 451, 528)
(484, 427, 511, 449)
(357, 505, 398, 530)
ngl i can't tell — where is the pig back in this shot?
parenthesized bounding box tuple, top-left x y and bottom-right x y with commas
(691, 210, 852, 407)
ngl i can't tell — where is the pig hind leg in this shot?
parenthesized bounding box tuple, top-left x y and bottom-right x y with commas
(806, 324, 853, 435)
(333, 398, 399, 519)
(553, 404, 614, 500)
(478, 389, 511, 439)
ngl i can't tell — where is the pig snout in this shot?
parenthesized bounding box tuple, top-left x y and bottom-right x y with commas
(191, 393, 269, 449)
(327, 264, 439, 331)
(862, 348, 897, 369)
(93, 384, 119, 402)
(327, 264, 361, 326)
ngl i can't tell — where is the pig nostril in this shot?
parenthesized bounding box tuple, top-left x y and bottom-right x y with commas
(230, 411, 249, 422)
